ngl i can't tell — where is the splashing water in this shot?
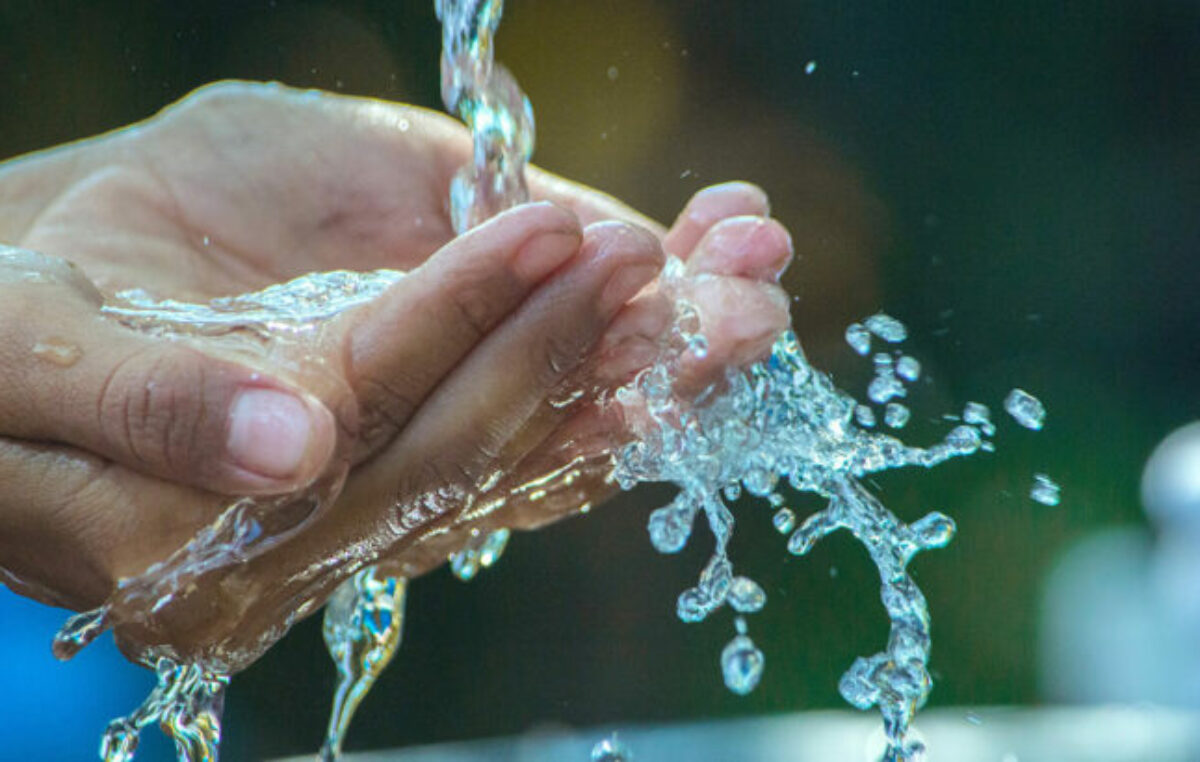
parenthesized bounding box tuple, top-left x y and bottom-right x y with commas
(610, 294, 1032, 759)
(98, 658, 228, 762)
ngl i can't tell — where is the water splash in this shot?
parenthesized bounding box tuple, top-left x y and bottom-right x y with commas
(612, 303, 1028, 760)
(319, 568, 408, 762)
(100, 659, 228, 762)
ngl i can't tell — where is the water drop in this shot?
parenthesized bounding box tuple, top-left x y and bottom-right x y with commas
(32, 336, 82, 367)
(721, 632, 764, 695)
(864, 312, 908, 343)
(804, 60, 818, 75)
(772, 508, 796, 534)
(845, 322, 871, 355)
(591, 733, 633, 762)
(728, 576, 766, 613)
(896, 355, 920, 382)
(1030, 473, 1060, 506)
(856, 404, 877, 428)
(606, 65, 619, 81)
(1004, 388, 1046, 430)
(884, 403, 910, 429)
(648, 498, 697, 553)
(869, 375, 906, 404)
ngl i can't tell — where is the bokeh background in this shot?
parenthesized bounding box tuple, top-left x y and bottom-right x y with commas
(1, 0, 1198, 759)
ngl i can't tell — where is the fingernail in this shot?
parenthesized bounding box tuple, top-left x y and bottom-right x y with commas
(695, 217, 794, 280)
(226, 388, 326, 482)
(514, 228, 580, 281)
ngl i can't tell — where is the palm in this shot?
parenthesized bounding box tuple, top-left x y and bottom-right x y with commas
(20, 85, 467, 299)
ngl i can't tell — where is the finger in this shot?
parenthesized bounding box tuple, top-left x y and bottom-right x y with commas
(393, 220, 662, 490)
(527, 166, 668, 237)
(340, 201, 583, 454)
(662, 182, 771, 260)
(684, 215, 794, 282)
(0, 437, 221, 611)
(0, 256, 337, 496)
(281, 221, 662, 570)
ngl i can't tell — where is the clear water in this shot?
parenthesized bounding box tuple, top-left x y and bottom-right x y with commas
(319, 568, 407, 762)
(611, 301, 1022, 760)
(41, 3, 1053, 761)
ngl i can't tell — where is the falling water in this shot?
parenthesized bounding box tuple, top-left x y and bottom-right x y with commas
(317, 1, 533, 756)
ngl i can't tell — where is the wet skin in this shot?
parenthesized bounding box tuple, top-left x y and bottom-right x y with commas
(0, 82, 793, 669)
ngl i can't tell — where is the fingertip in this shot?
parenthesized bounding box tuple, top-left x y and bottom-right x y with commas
(582, 221, 665, 315)
(663, 181, 772, 259)
(686, 215, 794, 281)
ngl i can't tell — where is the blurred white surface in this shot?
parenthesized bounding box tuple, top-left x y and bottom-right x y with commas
(276, 706, 1200, 762)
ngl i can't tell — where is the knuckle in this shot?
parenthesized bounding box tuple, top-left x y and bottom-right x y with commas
(98, 348, 207, 472)
(357, 376, 420, 451)
(534, 332, 584, 389)
(444, 274, 500, 342)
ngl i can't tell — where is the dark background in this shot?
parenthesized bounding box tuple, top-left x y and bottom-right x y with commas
(1, 1, 1197, 759)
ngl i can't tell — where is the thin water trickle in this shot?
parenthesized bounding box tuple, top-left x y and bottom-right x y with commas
(319, 568, 407, 762)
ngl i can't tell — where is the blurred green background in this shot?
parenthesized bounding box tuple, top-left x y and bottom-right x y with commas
(0, 0, 1197, 759)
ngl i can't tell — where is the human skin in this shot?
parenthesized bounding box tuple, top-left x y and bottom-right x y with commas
(0, 82, 794, 670)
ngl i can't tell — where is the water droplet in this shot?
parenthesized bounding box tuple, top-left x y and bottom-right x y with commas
(478, 528, 510, 567)
(856, 404, 877, 428)
(1030, 473, 1060, 506)
(1004, 388, 1046, 430)
(591, 733, 633, 762)
(804, 60, 818, 75)
(606, 65, 619, 81)
(896, 355, 921, 382)
(864, 312, 907, 343)
(884, 402, 910, 429)
(845, 322, 871, 355)
(728, 576, 766, 613)
(32, 336, 82, 367)
(647, 497, 697, 553)
(869, 375, 906, 404)
(772, 508, 796, 534)
(721, 632, 764, 695)
(945, 425, 981, 454)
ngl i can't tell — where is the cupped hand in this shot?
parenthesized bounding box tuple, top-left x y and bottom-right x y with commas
(0, 82, 792, 669)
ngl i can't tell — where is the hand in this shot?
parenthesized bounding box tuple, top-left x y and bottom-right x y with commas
(0, 82, 792, 670)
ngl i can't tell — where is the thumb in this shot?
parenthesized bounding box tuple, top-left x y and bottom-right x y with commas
(0, 248, 337, 495)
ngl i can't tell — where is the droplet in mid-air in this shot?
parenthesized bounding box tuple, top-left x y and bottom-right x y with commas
(721, 630, 765, 695)
(591, 733, 633, 762)
(1030, 473, 1060, 506)
(1004, 388, 1046, 430)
